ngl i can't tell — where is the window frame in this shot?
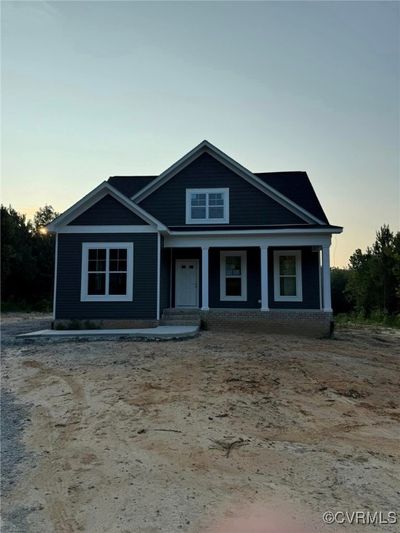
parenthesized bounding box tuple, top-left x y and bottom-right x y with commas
(220, 250, 247, 302)
(185, 188, 229, 224)
(80, 242, 134, 302)
(273, 250, 303, 302)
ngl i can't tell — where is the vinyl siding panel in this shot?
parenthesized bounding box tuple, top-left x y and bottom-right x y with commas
(56, 233, 157, 319)
(268, 247, 320, 309)
(160, 242, 171, 311)
(164, 245, 320, 310)
(140, 153, 305, 227)
(209, 247, 261, 309)
(68, 195, 149, 225)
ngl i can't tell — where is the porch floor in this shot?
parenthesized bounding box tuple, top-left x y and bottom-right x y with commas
(17, 325, 199, 341)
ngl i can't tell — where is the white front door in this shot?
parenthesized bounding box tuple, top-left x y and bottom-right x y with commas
(175, 259, 199, 307)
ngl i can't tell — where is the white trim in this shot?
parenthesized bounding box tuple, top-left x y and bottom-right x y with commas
(169, 249, 173, 308)
(201, 247, 209, 310)
(52, 234, 58, 319)
(185, 188, 229, 224)
(318, 248, 323, 310)
(80, 242, 133, 302)
(175, 259, 199, 308)
(47, 181, 167, 232)
(273, 250, 302, 302)
(168, 227, 342, 236)
(322, 244, 332, 311)
(165, 234, 332, 249)
(220, 251, 247, 302)
(260, 245, 269, 311)
(132, 140, 325, 225)
(56, 225, 157, 234)
(56, 226, 342, 236)
(156, 233, 161, 320)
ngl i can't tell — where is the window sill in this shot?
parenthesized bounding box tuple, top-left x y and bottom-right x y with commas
(185, 219, 229, 225)
(81, 295, 133, 302)
(220, 296, 247, 302)
(274, 296, 303, 302)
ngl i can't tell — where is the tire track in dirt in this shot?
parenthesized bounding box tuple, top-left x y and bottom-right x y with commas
(18, 360, 86, 532)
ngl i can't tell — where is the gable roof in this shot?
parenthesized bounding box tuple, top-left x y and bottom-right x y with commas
(129, 140, 326, 225)
(255, 172, 329, 224)
(108, 144, 330, 225)
(108, 176, 156, 198)
(46, 181, 168, 232)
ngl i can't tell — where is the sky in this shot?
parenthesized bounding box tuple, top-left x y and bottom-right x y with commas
(1, 1, 399, 267)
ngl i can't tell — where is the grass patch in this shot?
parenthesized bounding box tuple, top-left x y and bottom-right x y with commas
(335, 311, 400, 329)
(54, 319, 101, 330)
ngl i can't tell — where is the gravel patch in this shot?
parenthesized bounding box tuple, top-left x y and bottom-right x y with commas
(1, 314, 52, 347)
(1, 389, 35, 532)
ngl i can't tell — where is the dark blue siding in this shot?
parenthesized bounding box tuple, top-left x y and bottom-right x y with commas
(69, 195, 149, 225)
(140, 153, 305, 227)
(209, 247, 261, 308)
(164, 245, 321, 310)
(268, 247, 320, 309)
(160, 242, 171, 311)
(56, 233, 157, 319)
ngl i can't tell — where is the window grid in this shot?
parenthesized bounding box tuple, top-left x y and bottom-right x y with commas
(273, 250, 302, 302)
(220, 251, 247, 301)
(186, 189, 229, 224)
(81, 243, 133, 302)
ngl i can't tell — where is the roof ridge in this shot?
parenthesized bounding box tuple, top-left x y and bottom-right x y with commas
(109, 175, 156, 178)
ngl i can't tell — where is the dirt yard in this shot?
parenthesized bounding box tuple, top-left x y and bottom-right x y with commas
(1, 315, 400, 533)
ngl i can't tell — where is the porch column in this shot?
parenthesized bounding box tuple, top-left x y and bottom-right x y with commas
(322, 244, 332, 311)
(260, 245, 269, 311)
(201, 246, 209, 310)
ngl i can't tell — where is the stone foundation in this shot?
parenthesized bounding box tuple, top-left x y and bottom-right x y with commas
(200, 309, 333, 337)
(52, 319, 159, 330)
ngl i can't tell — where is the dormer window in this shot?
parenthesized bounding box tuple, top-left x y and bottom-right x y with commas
(185, 188, 229, 224)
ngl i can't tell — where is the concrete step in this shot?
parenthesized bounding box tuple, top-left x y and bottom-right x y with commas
(160, 319, 201, 326)
(161, 313, 200, 320)
(162, 308, 200, 316)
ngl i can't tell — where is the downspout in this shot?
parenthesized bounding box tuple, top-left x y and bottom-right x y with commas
(157, 233, 161, 321)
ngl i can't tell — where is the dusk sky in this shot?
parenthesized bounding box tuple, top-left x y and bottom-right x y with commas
(2, 1, 399, 267)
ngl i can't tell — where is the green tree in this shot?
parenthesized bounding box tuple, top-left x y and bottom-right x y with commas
(346, 225, 400, 315)
(331, 267, 352, 314)
(1, 206, 35, 304)
(33, 205, 58, 233)
(1, 204, 59, 310)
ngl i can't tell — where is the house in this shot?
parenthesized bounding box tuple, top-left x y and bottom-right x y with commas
(47, 141, 342, 336)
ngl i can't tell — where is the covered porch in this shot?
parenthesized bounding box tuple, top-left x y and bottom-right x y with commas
(161, 233, 333, 314)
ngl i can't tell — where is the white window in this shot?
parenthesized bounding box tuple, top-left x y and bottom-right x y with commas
(273, 250, 302, 302)
(81, 243, 133, 302)
(220, 251, 247, 301)
(186, 188, 229, 224)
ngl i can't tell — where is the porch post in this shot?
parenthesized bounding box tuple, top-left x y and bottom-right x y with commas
(322, 244, 332, 311)
(260, 245, 269, 311)
(201, 246, 209, 310)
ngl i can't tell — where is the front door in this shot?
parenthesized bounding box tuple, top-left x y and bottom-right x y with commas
(175, 259, 199, 307)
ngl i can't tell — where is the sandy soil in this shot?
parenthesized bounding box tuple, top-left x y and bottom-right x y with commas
(1, 318, 400, 533)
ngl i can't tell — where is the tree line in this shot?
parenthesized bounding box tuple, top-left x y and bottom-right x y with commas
(331, 225, 400, 324)
(1, 205, 399, 322)
(1, 205, 59, 311)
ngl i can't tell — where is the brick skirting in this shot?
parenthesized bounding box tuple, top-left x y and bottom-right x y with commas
(200, 309, 333, 337)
